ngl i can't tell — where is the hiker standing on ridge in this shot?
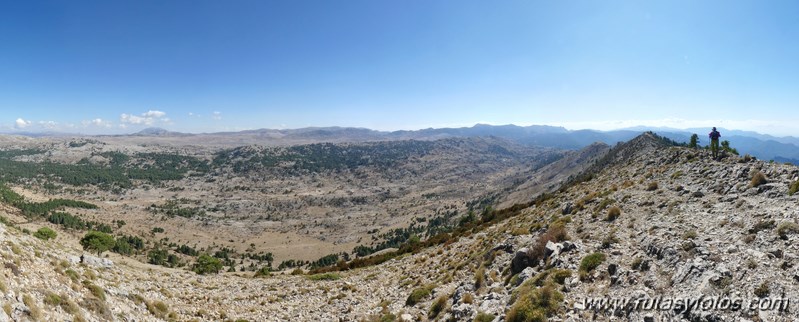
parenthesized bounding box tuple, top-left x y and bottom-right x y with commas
(709, 127, 721, 160)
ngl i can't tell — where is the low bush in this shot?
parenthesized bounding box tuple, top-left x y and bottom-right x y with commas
(83, 281, 106, 301)
(605, 206, 621, 222)
(406, 284, 435, 306)
(754, 282, 770, 298)
(23, 294, 42, 320)
(579, 253, 606, 280)
(506, 282, 563, 322)
(777, 222, 799, 239)
(147, 300, 169, 318)
(527, 223, 570, 265)
(429, 295, 447, 319)
(601, 231, 618, 248)
(254, 266, 271, 278)
(34, 227, 57, 240)
(462, 293, 474, 304)
(789, 180, 799, 196)
(646, 181, 659, 191)
(750, 220, 776, 234)
(474, 312, 496, 322)
(307, 273, 341, 281)
(474, 265, 486, 289)
(43, 292, 62, 306)
(750, 171, 767, 188)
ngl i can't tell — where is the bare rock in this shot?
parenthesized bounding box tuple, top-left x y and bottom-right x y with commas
(82, 255, 114, 268)
(511, 247, 535, 275)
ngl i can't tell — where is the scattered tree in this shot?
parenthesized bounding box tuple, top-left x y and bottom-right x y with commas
(688, 134, 699, 148)
(193, 254, 223, 275)
(80, 231, 116, 255)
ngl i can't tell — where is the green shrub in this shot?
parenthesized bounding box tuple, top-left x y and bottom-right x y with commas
(593, 198, 614, 214)
(307, 273, 341, 281)
(406, 285, 435, 306)
(631, 257, 647, 271)
(754, 282, 769, 298)
(474, 265, 486, 289)
(84, 281, 106, 301)
(550, 269, 572, 284)
(192, 254, 223, 275)
(254, 266, 271, 278)
(605, 206, 621, 222)
(429, 295, 447, 319)
(147, 300, 169, 318)
(750, 220, 776, 234)
(789, 181, 799, 196)
(43, 292, 62, 306)
(59, 297, 81, 317)
(579, 253, 606, 280)
(64, 269, 80, 282)
(506, 282, 563, 322)
(750, 171, 767, 188)
(23, 294, 42, 320)
(374, 313, 396, 322)
(34, 227, 57, 240)
(777, 222, 799, 239)
(683, 230, 698, 239)
(82, 296, 110, 318)
(474, 312, 496, 322)
(646, 181, 659, 191)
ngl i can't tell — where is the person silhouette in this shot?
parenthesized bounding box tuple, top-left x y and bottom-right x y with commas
(709, 127, 721, 160)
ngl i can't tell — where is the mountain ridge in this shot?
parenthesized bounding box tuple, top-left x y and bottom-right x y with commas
(3, 124, 798, 163)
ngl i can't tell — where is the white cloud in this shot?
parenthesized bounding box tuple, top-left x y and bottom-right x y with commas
(120, 114, 148, 125)
(38, 121, 58, 129)
(142, 110, 166, 118)
(211, 111, 222, 120)
(82, 118, 113, 128)
(15, 118, 32, 129)
(120, 110, 169, 126)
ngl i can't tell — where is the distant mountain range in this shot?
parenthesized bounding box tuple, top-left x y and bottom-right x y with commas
(4, 124, 798, 165)
(132, 125, 799, 164)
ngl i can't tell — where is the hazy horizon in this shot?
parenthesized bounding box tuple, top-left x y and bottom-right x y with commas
(3, 121, 797, 139)
(2, 1, 798, 136)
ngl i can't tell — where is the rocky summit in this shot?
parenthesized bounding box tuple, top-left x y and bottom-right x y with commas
(1, 132, 799, 322)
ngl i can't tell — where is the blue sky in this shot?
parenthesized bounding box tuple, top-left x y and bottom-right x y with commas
(1, 1, 798, 135)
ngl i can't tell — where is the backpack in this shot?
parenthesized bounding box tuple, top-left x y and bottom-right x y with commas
(709, 130, 720, 140)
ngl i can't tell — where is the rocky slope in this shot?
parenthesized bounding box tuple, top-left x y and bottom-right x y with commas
(1, 132, 798, 321)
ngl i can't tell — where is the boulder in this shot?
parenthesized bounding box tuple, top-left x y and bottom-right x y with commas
(478, 293, 505, 316)
(451, 303, 474, 320)
(511, 248, 535, 275)
(82, 255, 114, 268)
(491, 243, 513, 254)
(452, 282, 474, 304)
(562, 241, 576, 252)
(544, 241, 564, 258)
(515, 267, 537, 286)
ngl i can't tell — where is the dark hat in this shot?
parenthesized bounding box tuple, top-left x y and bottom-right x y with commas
(712, 127, 716, 130)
